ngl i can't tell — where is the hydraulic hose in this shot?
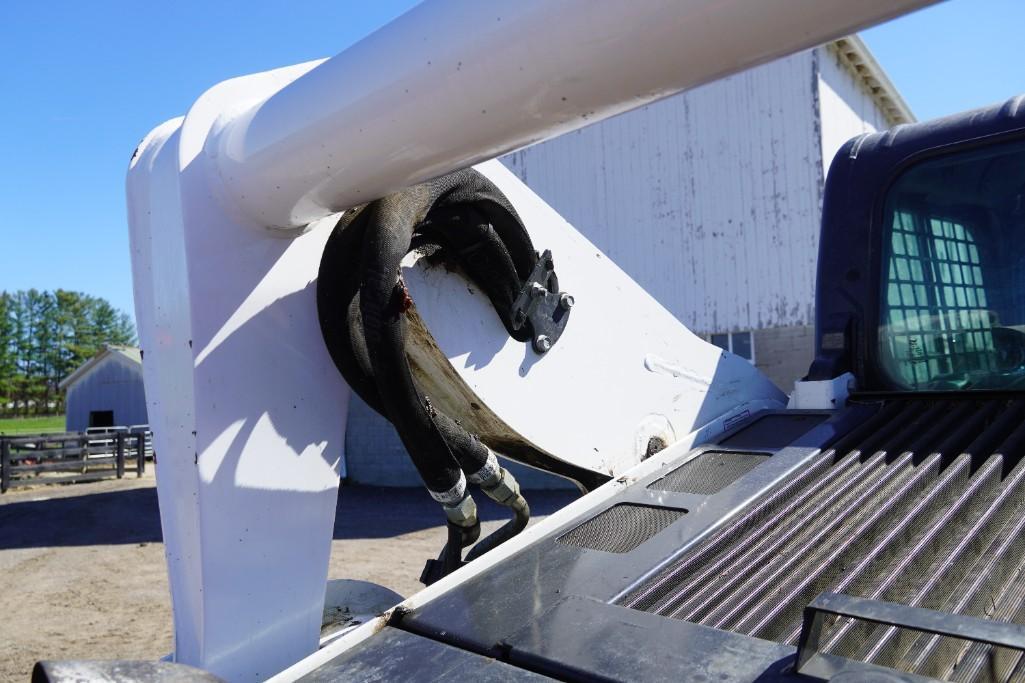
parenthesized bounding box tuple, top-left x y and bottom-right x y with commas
(465, 458, 531, 562)
(318, 169, 540, 582)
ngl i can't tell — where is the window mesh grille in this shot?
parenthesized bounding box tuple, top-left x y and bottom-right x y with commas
(883, 212, 995, 388)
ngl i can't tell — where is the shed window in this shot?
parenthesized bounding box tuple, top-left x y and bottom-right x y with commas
(710, 331, 755, 363)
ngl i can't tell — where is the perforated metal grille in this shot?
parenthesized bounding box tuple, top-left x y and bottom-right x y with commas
(557, 504, 685, 553)
(619, 399, 1025, 683)
(648, 451, 769, 495)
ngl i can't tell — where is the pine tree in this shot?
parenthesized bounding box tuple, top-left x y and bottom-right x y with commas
(0, 290, 137, 416)
(0, 293, 15, 410)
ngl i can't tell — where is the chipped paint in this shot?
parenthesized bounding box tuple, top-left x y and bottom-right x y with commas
(818, 44, 891, 176)
(643, 353, 710, 387)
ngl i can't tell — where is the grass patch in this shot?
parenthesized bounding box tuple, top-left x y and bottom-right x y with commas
(0, 415, 66, 435)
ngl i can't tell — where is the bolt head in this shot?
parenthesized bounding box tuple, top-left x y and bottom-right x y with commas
(530, 283, 547, 299)
(559, 293, 575, 310)
(535, 335, 552, 353)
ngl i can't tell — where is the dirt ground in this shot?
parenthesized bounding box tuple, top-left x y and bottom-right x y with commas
(0, 471, 577, 682)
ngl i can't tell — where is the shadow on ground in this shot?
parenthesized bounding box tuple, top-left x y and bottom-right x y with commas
(0, 487, 162, 549)
(334, 486, 581, 539)
(0, 483, 581, 549)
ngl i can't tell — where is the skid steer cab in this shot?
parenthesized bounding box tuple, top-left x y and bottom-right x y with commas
(812, 96, 1025, 396)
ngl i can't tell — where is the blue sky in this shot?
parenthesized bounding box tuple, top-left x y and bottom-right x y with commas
(1, 0, 1023, 320)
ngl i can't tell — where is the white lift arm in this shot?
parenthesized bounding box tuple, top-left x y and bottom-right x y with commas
(212, 0, 930, 231)
(127, 1, 936, 680)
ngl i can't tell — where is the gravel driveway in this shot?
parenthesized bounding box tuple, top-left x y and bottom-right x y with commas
(0, 472, 578, 682)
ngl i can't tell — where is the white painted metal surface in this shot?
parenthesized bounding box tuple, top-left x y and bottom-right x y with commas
(404, 159, 785, 476)
(128, 63, 352, 681)
(210, 0, 936, 230)
(788, 372, 856, 410)
(319, 579, 405, 647)
(127, 118, 205, 667)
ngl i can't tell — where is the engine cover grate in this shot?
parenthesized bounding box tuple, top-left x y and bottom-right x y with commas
(648, 451, 769, 495)
(557, 504, 685, 553)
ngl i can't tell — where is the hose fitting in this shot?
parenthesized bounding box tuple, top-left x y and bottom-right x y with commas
(442, 493, 479, 528)
(480, 467, 522, 507)
(463, 466, 531, 563)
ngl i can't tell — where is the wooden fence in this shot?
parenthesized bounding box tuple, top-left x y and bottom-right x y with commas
(0, 426, 153, 493)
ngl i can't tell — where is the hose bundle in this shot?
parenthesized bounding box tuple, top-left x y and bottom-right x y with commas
(317, 168, 540, 583)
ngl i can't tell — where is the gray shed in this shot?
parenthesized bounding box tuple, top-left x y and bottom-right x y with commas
(59, 345, 148, 432)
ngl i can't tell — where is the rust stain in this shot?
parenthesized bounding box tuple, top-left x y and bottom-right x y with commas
(404, 309, 565, 474)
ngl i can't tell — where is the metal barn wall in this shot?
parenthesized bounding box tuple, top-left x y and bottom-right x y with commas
(817, 46, 891, 177)
(65, 354, 148, 431)
(501, 50, 822, 334)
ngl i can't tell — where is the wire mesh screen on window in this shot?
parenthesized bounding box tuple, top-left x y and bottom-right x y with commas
(884, 211, 995, 387)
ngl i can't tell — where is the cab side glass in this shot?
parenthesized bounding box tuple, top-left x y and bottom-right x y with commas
(878, 139, 1025, 390)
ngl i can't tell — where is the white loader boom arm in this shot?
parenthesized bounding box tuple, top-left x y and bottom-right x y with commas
(126, 0, 935, 679)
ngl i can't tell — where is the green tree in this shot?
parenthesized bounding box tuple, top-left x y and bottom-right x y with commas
(90, 298, 136, 347)
(0, 289, 136, 416)
(0, 293, 15, 409)
(9, 290, 44, 415)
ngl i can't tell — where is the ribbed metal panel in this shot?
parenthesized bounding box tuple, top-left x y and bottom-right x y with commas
(619, 399, 1025, 683)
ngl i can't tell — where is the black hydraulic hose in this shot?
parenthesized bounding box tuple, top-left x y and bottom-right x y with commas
(320, 171, 536, 494)
(358, 193, 471, 495)
(318, 169, 540, 576)
(464, 491, 530, 563)
(442, 521, 481, 575)
(321, 206, 386, 415)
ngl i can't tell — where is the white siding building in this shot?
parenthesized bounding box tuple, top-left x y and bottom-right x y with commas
(60, 345, 148, 432)
(344, 36, 911, 487)
(502, 35, 911, 390)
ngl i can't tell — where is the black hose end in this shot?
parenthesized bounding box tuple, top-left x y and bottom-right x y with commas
(419, 520, 481, 586)
(419, 559, 447, 586)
